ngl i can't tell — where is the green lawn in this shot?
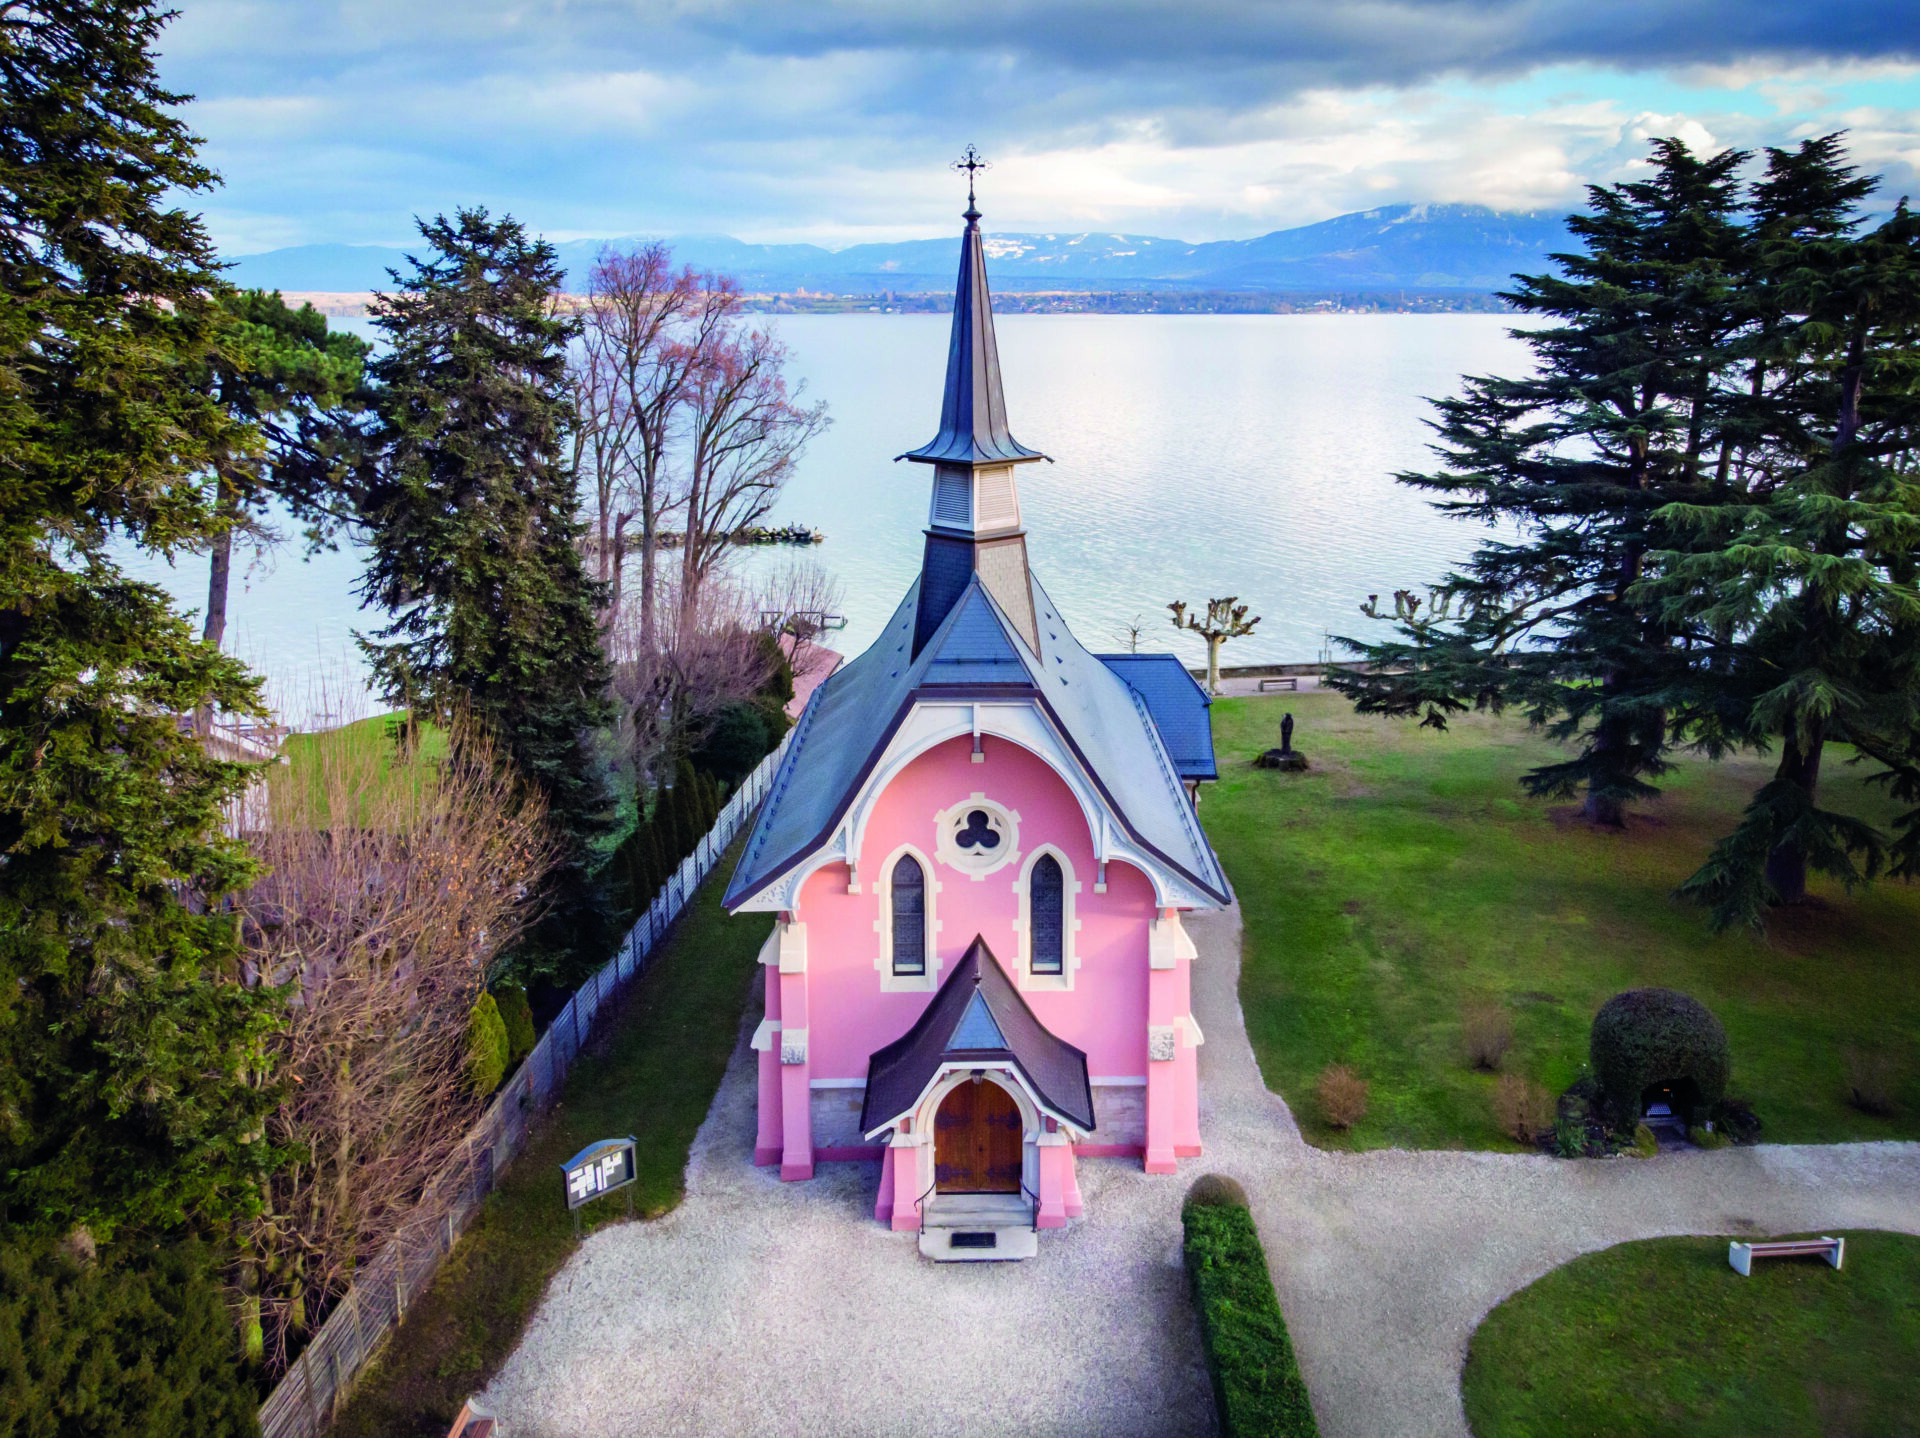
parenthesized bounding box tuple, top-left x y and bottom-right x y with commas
(332, 846, 771, 1438)
(1462, 1231, 1920, 1436)
(1202, 693, 1920, 1151)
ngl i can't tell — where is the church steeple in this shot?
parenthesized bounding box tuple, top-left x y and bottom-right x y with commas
(901, 148, 1046, 658)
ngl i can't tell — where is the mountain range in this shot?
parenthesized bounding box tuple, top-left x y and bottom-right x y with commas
(227, 203, 1574, 296)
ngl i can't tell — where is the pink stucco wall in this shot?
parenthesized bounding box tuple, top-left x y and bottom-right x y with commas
(797, 734, 1158, 1083)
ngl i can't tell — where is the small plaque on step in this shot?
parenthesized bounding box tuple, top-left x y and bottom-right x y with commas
(951, 1232, 997, 1249)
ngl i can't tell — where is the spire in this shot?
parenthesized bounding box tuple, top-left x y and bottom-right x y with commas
(902, 149, 1044, 467)
(903, 149, 1046, 659)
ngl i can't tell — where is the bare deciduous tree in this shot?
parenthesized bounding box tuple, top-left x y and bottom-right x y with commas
(234, 712, 554, 1368)
(678, 324, 830, 633)
(571, 245, 742, 643)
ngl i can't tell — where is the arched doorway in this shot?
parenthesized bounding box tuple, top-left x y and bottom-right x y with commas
(934, 1078, 1023, 1193)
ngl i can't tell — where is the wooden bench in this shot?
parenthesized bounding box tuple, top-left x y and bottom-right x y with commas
(1728, 1236, 1844, 1276)
(1257, 677, 1298, 692)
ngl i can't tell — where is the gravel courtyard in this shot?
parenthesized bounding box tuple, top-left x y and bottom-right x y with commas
(484, 905, 1920, 1437)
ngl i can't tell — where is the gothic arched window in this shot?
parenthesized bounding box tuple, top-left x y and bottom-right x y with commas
(1030, 854, 1064, 975)
(891, 855, 926, 976)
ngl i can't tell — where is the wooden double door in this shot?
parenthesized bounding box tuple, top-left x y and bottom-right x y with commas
(934, 1079, 1024, 1193)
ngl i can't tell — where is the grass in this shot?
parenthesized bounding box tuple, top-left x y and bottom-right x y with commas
(1461, 1231, 1920, 1436)
(1201, 693, 1920, 1151)
(331, 844, 771, 1438)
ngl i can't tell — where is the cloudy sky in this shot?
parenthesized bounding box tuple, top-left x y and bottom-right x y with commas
(162, 0, 1920, 255)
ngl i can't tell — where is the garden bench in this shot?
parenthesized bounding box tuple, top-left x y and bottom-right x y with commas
(1258, 677, 1298, 692)
(1728, 1236, 1844, 1276)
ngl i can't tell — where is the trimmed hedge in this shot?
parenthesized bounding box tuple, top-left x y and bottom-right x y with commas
(1182, 1182, 1319, 1437)
(1589, 988, 1730, 1124)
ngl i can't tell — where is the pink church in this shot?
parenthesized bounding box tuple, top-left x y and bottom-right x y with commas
(724, 189, 1229, 1259)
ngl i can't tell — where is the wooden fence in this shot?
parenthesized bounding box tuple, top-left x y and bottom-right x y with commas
(256, 736, 790, 1438)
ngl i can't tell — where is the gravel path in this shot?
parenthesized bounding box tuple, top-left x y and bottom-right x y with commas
(483, 903, 1920, 1437)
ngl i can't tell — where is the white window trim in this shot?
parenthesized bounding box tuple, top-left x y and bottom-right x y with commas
(873, 843, 942, 992)
(1010, 843, 1082, 991)
(933, 792, 1022, 880)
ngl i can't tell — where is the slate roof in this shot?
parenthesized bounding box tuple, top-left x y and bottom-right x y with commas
(900, 203, 1045, 468)
(860, 936, 1095, 1134)
(1096, 653, 1218, 781)
(723, 571, 1230, 909)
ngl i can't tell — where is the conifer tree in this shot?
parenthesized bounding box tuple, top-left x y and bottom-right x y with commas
(0, 0, 281, 1235)
(198, 289, 371, 655)
(356, 209, 615, 973)
(1643, 147, 1920, 926)
(1331, 139, 1754, 825)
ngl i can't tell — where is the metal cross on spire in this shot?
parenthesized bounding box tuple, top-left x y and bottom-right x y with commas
(953, 144, 989, 215)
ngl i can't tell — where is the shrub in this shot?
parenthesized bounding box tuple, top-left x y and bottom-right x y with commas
(1711, 1097, 1763, 1146)
(1631, 1123, 1659, 1158)
(1843, 1047, 1899, 1117)
(1492, 1074, 1555, 1144)
(0, 1238, 259, 1438)
(1689, 1126, 1730, 1150)
(1462, 1002, 1514, 1071)
(1589, 988, 1730, 1124)
(1315, 1064, 1368, 1130)
(494, 984, 537, 1065)
(465, 993, 510, 1098)
(1182, 1195, 1320, 1437)
(1185, 1173, 1251, 1210)
(689, 701, 774, 787)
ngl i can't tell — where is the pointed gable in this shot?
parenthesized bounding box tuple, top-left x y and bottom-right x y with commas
(860, 937, 1095, 1135)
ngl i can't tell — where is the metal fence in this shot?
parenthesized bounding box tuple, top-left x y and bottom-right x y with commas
(256, 735, 790, 1438)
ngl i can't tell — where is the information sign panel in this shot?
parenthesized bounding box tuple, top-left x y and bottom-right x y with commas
(560, 1136, 637, 1210)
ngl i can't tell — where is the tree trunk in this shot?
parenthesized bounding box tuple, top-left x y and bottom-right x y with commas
(1206, 635, 1222, 696)
(204, 470, 237, 652)
(1764, 726, 1825, 904)
(606, 513, 630, 628)
(197, 471, 237, 736)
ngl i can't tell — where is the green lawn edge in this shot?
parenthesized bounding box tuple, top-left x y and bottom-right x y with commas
(1461, 1230, 1920, 1437)
(1202, 693, 1920, 1153)
(331, 840, 771, 1437)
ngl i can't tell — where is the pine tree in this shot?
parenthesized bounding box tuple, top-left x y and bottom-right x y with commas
(1642, 144, 1920, 927)
(356, 208, 615, 975)
(198, 289, 371, 656)
(0, 0, 282, 1235)
(1330, 139, 1753, 825)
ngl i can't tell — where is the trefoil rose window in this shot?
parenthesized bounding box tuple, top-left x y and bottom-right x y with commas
(935, 796, 1019, 877)
(1030, 855, 1065, 975)
(891, 855, 926, 976)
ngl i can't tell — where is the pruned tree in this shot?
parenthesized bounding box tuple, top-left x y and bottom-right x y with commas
(234, 712, 553, 1366)
(1170, 597, 1261, 695)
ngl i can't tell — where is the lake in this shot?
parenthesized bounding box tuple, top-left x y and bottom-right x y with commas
(120, 312, 1527, 723)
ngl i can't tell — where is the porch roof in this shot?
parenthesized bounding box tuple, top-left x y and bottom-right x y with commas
(860, 936, 1095, 1135)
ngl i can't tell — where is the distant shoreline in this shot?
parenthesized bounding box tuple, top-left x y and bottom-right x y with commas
(274, 289, 1514, 319)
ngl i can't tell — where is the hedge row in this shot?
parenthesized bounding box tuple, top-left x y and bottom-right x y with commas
(1182, 1182, 1320, 1437)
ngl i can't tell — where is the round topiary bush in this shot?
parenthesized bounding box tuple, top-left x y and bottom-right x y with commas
(1183, 1172, 1250, 1213)
(1589, 988, 1730, 1124)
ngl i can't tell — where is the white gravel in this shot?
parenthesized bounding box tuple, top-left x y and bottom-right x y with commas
(483, 903, 1920, 1438)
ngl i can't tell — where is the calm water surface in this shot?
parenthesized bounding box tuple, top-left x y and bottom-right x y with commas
(122, 313, 1526, 722)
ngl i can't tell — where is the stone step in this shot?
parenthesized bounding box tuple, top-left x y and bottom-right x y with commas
(918, 1224, 1039, 1262)
(922, 1192, 1033, 1230)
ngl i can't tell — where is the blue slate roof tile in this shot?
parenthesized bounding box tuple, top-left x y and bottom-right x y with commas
(1096, 654, 1218, 780)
